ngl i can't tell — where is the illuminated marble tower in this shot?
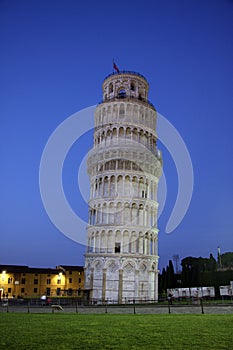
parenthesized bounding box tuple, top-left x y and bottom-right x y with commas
(84, 70, 162, 303)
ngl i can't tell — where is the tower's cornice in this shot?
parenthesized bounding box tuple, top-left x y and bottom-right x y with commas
(103, 70, 149, 86)
(98, 95, 156, 111)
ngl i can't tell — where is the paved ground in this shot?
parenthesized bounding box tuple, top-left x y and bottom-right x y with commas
(1, 303, 233, 315)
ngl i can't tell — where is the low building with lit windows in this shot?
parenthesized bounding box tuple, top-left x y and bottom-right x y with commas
(0, 265, 84, 299)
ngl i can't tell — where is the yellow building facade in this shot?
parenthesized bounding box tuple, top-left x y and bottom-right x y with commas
(0, 265, 84, 299)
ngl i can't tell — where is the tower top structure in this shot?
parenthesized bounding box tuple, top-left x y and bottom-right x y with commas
(101, 71, 155, 110)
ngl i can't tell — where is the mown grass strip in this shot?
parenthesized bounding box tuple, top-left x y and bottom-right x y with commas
(0, 313, 232, 349)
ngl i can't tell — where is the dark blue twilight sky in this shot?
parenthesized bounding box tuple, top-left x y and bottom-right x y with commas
(0, 0, 233, 270)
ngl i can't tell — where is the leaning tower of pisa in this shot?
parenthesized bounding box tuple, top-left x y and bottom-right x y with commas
(84, 70, 162, 303)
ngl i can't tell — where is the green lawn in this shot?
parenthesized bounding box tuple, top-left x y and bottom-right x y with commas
(0, 313, 232, 349)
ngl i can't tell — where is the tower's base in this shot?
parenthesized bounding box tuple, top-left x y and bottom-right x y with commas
(84, 255, 159, 303)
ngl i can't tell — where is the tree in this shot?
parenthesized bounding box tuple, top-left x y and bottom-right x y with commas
(159, 268, 167, 293)
(166, 260, 176, 288)
(221, 252, 233, 268)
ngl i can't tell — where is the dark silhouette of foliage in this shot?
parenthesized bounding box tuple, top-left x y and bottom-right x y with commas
(221, 252, 233, 268)
(159, 252, 233, 294)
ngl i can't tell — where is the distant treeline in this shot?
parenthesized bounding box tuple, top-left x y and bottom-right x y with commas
(159, 252, 233, 296)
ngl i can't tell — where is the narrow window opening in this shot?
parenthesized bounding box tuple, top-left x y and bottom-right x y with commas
(115, 242, 121, 253)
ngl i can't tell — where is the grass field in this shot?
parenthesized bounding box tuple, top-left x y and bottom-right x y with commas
(0, 313, 232, 349)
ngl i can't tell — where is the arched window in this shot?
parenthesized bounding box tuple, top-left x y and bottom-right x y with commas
(109, 83, 113, 93)
(118, 88, 126, 98)
(130, 82, 135, 91)
(119, 104, 125, 116)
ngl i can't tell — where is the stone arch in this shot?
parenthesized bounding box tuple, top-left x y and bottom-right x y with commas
(139, 204, 144, 226)
(151, 261, 156, 271)
(106, 259, 119, 273)
(117, 174, 123, 195)
(139, 260, 148, 273)
(126, 127, 131, 139)
(125, 175, 131, 196)
(100, 230, 107, 252)
(119, 126, 124, 138)
(109, 175, 115, 196)
(107, 106, 112, 121)
(96, 203, 101, 224)
(107, 230, 113, 253)
(126, 103, 132, 120)
(144, 205, 149, 227)
(93, 258, 103, 271)
(118, 87, 126, 98)
(139, 177, 144, 197)
(109, 83, 113, 94)
(115, 230, 121, 253)
(149, 232, 154, 255)
(102, 202, 107, 224)
(125, 159, 131, 170)
(122, 259, 136, 274)
(109, 202, 115, 225)
(113, 104, 118, 118)
(130, 231, 137, 253)
(132, 127, 138, 142)
(138, 231, 144, 254)
(139, 106, 144, 122)
(95, 231, 100, 253)
(150, 110, 155, 129)
(124, 202, 130, 225)
(106, 129, 111, 145)
(112, 127, 117, 140)
(131, 202, 138, 225)
(139, 88, 145, 99)
(119, 103, 125, 117)
(102, 107, 107, 124)
(122, 230, 129, 253)
(132, 176, 138, 197)
(133, 105, 138, 122)
(130, 81, 135, 91)
(145, 108, 149, 126)
(144, 232, 149, 255)
(116, 202, 122, 225)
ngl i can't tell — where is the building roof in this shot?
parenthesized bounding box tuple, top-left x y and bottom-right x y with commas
(57, 265, 84, 272)
(0, 265, 63, 274)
